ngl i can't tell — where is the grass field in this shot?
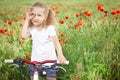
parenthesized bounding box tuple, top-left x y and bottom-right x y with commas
(0, 0, 120, 80)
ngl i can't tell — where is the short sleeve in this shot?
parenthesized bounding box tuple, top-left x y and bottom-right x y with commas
(48, 25, 57, 37)
(27, 28, 32, 34)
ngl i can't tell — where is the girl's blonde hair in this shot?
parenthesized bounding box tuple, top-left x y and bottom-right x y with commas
(29, 2, 57, 28)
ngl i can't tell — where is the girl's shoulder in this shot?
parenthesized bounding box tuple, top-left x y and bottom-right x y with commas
(47, 25, 57, 36)
(28, 27, 34, 30)
(47, 25, 56, 30)
(28, 27, 37, 34)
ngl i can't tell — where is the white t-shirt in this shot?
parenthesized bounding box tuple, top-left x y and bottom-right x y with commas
(28, 25, 57, 65)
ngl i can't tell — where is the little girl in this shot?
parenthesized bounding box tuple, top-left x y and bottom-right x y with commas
(21, 2, 67, 80)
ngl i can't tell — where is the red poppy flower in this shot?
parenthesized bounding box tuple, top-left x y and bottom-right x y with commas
(14, 18, 18, 22)
(59, 20, 64, 24)
(98, 6, 105, 12)
(76, 13, 80, 17)
(59, 39, 64, 46)
(78, 19, 84, 25)
(60, 33, 65, 37)
(111, 11, 117, 15)
(8, 21, 12, 25)
(84, 11, 92, 17)
(30, 39, 32, 42)
(56, 11, 59, 14)
(7, 32, 11, 36)
(74, 19, 84, 30)
(116, 10, 120, 14)
(75, 26, 79, 30)
(22, 17, 26, 20)
(20, 23, 23, 27)
(3, 20, 7, 23)
(51, 7, 57, 11)
(65, 16, 69, 19)
(97, 4, 105, 12)
(19, 39, 24, 44)
(26, 53, 31, 58)
(7, 30, 13, 36)
(0, 30, 6, 34)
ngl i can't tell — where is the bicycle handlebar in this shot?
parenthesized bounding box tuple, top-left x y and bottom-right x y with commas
(4, 59, 13, 63)
(4, 58, 69, 79)
(4, 58, 69, 65)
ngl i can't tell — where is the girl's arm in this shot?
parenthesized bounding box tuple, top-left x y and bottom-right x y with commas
(52, 35, 67, 64)
(21, 20, 30, 39)
(21, 9, 31, 39)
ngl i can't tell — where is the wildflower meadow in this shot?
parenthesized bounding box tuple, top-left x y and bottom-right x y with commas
(0, 0, 120, 80)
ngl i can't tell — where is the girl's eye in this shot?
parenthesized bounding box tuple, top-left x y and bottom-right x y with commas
(38, 14, 41, 16)
(29, 13, 34, 16)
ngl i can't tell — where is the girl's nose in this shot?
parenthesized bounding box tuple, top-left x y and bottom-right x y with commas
(33, 14, 38, 19)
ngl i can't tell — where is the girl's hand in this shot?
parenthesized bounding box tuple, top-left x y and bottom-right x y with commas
(58, 55, 67, 64)
(25, 8, 34, 21)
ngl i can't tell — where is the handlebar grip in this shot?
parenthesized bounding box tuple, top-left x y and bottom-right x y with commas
(57, 60, 69, 65)
(4, 59, 14, 63)
(65, 61, 69, 65)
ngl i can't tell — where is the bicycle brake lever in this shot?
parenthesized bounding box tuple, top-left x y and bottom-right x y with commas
(9, 64, 19, 68)
(9, 64, 25, 68)
(58, 66, 67, 72)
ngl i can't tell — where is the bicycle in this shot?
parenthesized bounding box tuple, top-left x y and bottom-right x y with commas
(4, 58, 69, 80)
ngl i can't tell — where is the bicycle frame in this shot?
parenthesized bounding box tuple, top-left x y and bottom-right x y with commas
(24, 60, 56, 80)
(23, 60, 56, 80)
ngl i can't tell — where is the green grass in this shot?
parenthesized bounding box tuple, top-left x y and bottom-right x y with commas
(0, 0, 120, 80)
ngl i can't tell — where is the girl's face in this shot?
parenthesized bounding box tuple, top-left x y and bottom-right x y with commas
(29, 7, 46, 26)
